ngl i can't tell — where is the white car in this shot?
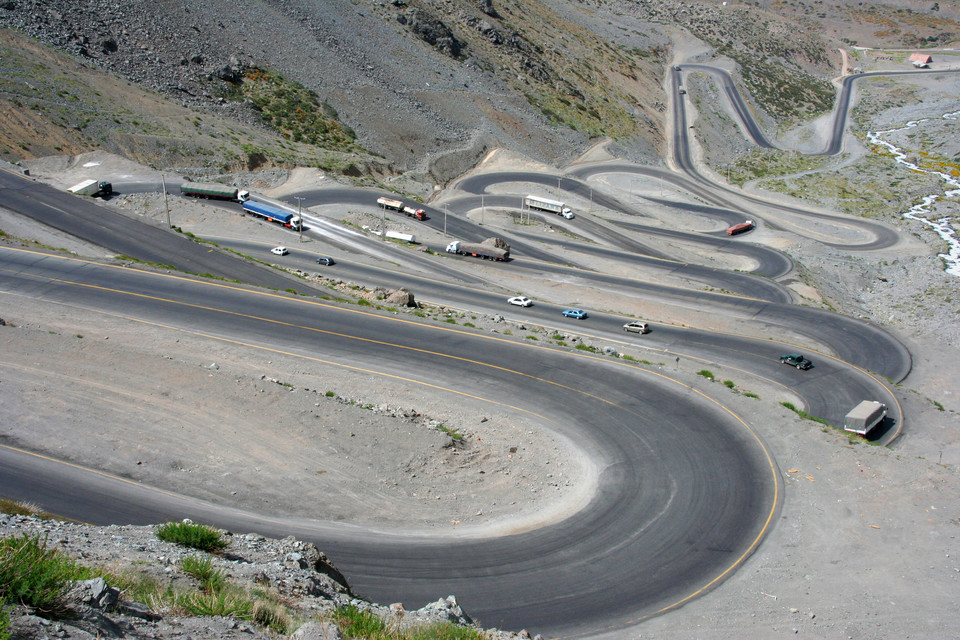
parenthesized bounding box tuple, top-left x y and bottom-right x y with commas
(508, 296, 533, 307)
(270, 246, 289, 256)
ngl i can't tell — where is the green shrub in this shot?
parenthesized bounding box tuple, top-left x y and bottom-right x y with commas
(334, 605, 387, 637)
(696, 370, 715, 380)
(0, 534, 94, 614)
(0, 602, 10, 640)
(436, 425, 463, 441)
(723, 380, 735, 389)
(780, 401, 830, 426)
(156, 521, 228, 552)
(325, 390, 336, 397)
(181, 555, 226, 593)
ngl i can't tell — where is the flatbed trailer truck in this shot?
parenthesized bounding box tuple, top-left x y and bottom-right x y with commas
(445, 239, 510, 261)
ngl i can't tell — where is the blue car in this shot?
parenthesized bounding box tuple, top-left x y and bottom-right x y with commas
(562, 309, 588, 320)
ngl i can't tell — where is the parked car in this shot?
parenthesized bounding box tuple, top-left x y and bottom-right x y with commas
(508, 296, 533, 307)
(270, 246, 289, 256)
(779, 353, 812, 370)
(562, 309, 588, 320)
(623, 321, 650, 334)
(316, 256, 336, 266)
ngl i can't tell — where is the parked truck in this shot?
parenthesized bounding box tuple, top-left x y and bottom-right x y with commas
(524, 195, 574, 219)
(843, 400, 887, 436)
(241, 200, 302, 230)
(68, 179, 112, 198)
(446, 237, 510, 261)
(180, 182, 250, 202)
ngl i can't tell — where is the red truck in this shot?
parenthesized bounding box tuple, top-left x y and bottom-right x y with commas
(726, 220, 754, 235)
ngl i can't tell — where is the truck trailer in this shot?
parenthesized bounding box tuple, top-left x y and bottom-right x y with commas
(386, 230, 417, 243)
(445, 238, 510, 261)
(376, 197, 404, 211)
(726, 220, 754, 235)
(843, 400, 887, 436)
(68, 179, 112, 198)
(241, 200, 302, 230)
(524, 195, 574, 219)
(377, 197, 426, 220)
(180, 182, 250, 202)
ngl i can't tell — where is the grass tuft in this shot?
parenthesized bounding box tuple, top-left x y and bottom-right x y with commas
(156, 521, 228, 552)
(332, 604, 485, 639)
(181, 555, 226, 593)
(0, 498, 52, 519)
(0, 534, 95, 615)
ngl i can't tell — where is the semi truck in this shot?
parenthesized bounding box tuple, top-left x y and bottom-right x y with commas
(68, 179, 112, 198)
(445, 237, 510, 261)
(241, 200, 302, 230)
(180, 182, 250, 202)
(843, 400, 887, 436)
(376, 196, 426, 220)
(524, 195, 574, 219)
(402, 205, 427, 220)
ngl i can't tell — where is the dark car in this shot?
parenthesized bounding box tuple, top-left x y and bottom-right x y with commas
(316, 257, 336, 266)
(780, 353, 812, 370)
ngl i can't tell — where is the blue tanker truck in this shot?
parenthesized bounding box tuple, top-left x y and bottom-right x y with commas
(241, 200, 302, 230)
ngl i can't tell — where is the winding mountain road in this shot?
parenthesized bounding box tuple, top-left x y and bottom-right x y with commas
(0, 62, 929, 638)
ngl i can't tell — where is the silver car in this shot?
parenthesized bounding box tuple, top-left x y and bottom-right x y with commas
(623, 321, 650, 334)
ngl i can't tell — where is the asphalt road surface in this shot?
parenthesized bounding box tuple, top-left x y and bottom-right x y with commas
(0, 246, 780, 637)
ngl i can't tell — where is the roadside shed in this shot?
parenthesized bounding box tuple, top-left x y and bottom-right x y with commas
(910, 53, 932, 68)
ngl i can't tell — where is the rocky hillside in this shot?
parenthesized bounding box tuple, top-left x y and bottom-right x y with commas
(0, 512, 534, 640)
(2, 0, 950, 185)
